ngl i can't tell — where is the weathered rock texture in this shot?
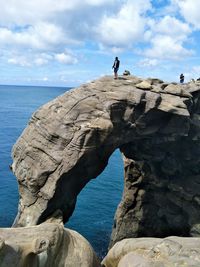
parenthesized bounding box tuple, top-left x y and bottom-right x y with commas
(12, 76, 200, 248)
(102, 237, 200, 267)
(0, 221, 100, 267)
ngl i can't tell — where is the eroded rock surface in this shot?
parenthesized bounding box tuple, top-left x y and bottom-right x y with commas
(12, 76, 200, 248)
(102, 237, 200, 267)
(0, 221, 100, 267)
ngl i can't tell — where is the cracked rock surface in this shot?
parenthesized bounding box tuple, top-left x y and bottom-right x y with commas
(11, 76, 200, 250)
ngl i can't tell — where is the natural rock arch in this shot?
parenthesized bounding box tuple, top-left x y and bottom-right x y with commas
(12, 76, 200, 246)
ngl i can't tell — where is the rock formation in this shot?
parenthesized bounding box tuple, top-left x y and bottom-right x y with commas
(0, 219, 100, 267)
(11, 75, 200, 253)
(102, 237, 200, 266)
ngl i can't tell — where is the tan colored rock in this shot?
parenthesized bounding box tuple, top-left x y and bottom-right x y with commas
(0, 222, 100, 267)
(118, 253, 152, 267)
(135, 81, 152, 90)
(102, 237, 200, 267)
(10, 75, 200, 257)
(157, 94, 190, 116)
(164, 84, 192, 97)
(147, 78, 164, 85)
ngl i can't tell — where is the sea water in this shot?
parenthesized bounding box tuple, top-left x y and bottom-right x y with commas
(0, 85, 123, 257)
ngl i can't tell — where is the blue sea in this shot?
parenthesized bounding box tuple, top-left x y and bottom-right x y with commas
(0, 85, 123, 257)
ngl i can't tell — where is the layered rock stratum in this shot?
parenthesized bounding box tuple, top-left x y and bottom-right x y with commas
(8, 75, 200, 266)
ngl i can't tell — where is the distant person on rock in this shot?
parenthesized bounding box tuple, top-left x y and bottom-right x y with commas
(180, 73, 184, 83)
(112, 57, 120, 79)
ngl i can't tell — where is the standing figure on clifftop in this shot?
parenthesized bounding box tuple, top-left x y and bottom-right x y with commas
(180, 73, 184, 83)
(112, 57, 120, 79)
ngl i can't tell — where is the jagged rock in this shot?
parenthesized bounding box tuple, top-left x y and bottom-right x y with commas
(102, 237, 200, 267)
(11, 75, 200, 253)
(0, 222, 100, 267)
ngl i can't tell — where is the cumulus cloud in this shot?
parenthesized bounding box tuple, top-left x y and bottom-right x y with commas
(171, 0, 200, 29)
(144, 35, 193, 59)
(0, 0, 198, 82)
(8, 56, 31, 67)
(138, 58, 159, 68)
(34, 58, 49, 66)
(143, 15, 193, 59)
(0, 0, 114, 25)
(54, 53, 78, 64)
(148, 15, 191, 38)
(0, 22, 68, 50)
(0, 0, 118, 68)
(7, 51, 77, 67)
(96, 0, 152, 47)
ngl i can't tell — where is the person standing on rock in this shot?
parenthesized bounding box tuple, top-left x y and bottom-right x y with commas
(112, 57, 120, 79)
(180, 73, 184, 83)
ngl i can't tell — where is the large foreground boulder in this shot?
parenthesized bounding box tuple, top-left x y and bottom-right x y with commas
(102, 237, 200, 267)
(0, 222, 100, 267)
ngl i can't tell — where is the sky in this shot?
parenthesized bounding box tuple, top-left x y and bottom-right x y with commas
(1, 0, 200, 86)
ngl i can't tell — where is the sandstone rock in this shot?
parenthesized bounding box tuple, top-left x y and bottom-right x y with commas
(0, 222, 100, 267)
(135, 81, 152, 90)
(118, 253, 152, 267)
(164, 84, 192, 97)
(11, 75, 200, 256)
(149, 78, 164, 85)
(102, 237, 200, 267)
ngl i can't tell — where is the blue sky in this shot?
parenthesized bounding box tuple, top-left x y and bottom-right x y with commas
(1, 0, 200, 86)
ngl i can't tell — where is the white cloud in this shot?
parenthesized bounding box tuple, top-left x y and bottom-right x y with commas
(171, 0, 200, 29)
(0, 0, 199, 85)
(96, 0, 152, 47)
(0, 22, 67, 50)
(8, 56, 31, 67)
(85, 0, 114, 6)
(54, 53, 78, 64)
(0, 0, 115, 25)
(138, 58, 159, 67)
(34, 56, 51, 66)
(0, 0, 117, 67)
(143, 15, 193, 59)
(42, 77, 49, 81)
(144, 35, 193, 59)
(7, 51, 77, 67)
(148, 15, 191, 38)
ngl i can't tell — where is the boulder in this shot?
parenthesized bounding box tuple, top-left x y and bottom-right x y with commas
(102, 237, 200, 267)
(0, 222, 100, 267)
(135, 81, 152, 90)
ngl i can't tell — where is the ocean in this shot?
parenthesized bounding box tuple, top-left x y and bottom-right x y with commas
(0, 85, 123, 257)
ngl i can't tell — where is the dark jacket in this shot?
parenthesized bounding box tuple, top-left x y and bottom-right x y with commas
(113, 59, 120, 69)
